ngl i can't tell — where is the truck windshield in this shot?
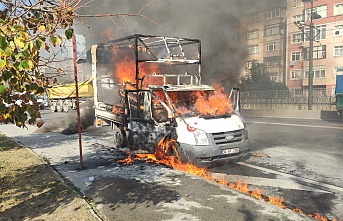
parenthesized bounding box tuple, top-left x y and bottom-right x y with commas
(154, 90, 233, 117)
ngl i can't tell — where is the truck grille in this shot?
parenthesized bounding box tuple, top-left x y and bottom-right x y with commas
(212, 129, 243, 146)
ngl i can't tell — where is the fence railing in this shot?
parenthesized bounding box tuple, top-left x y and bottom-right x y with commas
(241, 88, 336, 110)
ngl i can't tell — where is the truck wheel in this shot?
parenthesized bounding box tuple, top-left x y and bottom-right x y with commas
(50, 101, 57, 112)
(112, 126, 124, 148)
(168, 141, 188, 164)
(56, 100, 63, 112)
(63, 100, 71, 112)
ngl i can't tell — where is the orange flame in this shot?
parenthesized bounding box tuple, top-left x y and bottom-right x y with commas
(117, 154, 134, 165)
(112, 105, 123, 115)
(111, 46, 159, 86)
(307, 213, 329, 221)
(191, 84, 232, 116)
(251, 188, 263, 199)
(151, 85, 232, 117)
(228, 180, 250, 195)
(293, 208, 304, 214)
(268, 196, 286, 209)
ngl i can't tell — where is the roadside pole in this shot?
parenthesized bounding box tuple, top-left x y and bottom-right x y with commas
(72, 34, 84, 170)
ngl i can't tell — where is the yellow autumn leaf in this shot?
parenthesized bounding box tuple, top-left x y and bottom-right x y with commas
(0, 58, 6, 69)
(38, 25, 45, 34)
(22, 32, 29, 40)
(27, 60, 34, 69)
(14, 37, 25, 49)
(56, 37, 62, 45)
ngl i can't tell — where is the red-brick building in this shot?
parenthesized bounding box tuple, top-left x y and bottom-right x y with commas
(241, 0, 343, 92)
(287, 0, 343, 92)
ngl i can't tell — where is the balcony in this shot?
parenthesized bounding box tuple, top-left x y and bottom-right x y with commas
(302, 78, 327, 86)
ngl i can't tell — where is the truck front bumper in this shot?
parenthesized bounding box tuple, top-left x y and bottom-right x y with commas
(180, 138, 251, 168)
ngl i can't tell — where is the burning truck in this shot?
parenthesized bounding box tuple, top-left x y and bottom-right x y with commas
(91, 34, 250, 167)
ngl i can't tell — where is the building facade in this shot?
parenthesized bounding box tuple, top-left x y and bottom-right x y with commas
(241, 1, 288, 83)
(287, 0, 343, 93)
(241, 0, 343, 92)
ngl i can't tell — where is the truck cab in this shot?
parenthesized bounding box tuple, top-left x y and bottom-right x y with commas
(124, 74, 250, 167)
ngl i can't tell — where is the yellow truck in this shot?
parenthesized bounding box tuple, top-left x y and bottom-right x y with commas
(46, 77, 94, 112)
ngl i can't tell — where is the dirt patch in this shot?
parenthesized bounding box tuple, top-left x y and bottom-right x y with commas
(0, 133, 100, 221)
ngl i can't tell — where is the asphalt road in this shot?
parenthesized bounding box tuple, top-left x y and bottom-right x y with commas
(210, 116, 343, 220)
(1, 110, 342, 220)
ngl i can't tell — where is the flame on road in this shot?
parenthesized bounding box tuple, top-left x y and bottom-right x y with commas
(117, 138, 337, 221)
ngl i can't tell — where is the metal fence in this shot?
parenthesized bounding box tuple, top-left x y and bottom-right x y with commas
(241, 88, 336, 110)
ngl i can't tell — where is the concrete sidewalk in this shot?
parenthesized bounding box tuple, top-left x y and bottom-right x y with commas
(0, 123, 315, 221)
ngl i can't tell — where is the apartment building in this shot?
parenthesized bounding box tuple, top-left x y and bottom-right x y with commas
(240, 0, 343, 91)
(287, 0, 343, 92)
(242, 0, 287, 82)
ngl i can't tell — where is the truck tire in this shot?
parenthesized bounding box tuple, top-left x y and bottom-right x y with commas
(63, 100, 72, 112)
(112, 126, 124, 148)
(56, 100, 63, 112)
(168, 141, 188, 164)
(50, 101, 57, 112)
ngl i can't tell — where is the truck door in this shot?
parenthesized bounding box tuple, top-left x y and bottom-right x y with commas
(126, 91, 172, 153)
(229, 87, 240, 112)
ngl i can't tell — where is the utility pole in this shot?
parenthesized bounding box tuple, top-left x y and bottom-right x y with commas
(302, 0, 314, 110)
(298, 0, 320, 109)
(308, 0, 314, 110)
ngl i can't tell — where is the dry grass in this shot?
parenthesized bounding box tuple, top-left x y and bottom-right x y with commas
(0, 133, 99, 221)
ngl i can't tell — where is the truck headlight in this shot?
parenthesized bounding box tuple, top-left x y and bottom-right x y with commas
(194, 129, 209, 145)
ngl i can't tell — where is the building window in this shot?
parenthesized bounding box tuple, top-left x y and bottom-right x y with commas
(305, 5, 327, 21)
(269, 72, 280, 82)
(264, 7, 281, 20)
(292, 14, 304, 24)
(291, 70, 302, 80)
(292, 33, 303, 43)
(303, 45, 326, 60)
(291, 52, 302, 61)
(304, 66, 326, 79)
(304, 25, 326, 41)
(293, 0, 304, 8)
(265, 60, 279, 68)
(247, 12, 259, 24)
(247, 45, 259, 54)
(246, 60, 255, 69)
(264, 57, 280, 67)
(334, 25, 343, 36)
(247, 29, 259, 40)
(334, 46, 343, 56)
(266, 42, 276, 51)
(264, 24, 281, 36)
(334, 3, 343, 16)
(334, 66, 343, 76)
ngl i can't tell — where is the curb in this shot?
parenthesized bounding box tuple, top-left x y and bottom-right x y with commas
(241, 109, 343, 120)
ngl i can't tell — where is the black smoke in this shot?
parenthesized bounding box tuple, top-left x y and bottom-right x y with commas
(35, 98, 95, 134)
(75, 0, 286, 87)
